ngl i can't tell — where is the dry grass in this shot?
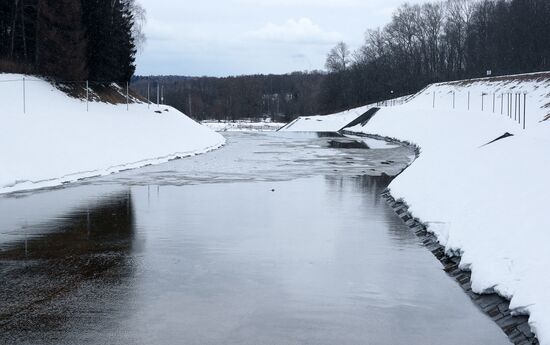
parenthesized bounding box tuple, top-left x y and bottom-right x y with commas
(57, 82, 146, 105)
(0, 59, 35, 75)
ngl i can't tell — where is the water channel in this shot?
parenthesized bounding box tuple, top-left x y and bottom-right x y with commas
(0, 132, 507, 344)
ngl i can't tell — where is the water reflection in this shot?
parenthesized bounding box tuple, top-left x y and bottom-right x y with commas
(324, 174, 420, 246)
(0, 190, 138, 344)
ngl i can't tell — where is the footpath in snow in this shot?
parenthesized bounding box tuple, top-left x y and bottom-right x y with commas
(0, 74, 225, 194)
(288, 71, 550, 344)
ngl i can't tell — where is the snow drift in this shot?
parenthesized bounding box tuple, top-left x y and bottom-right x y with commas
(0, 74, 225, 194)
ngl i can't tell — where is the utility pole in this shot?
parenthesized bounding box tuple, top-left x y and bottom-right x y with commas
(188, 94, 192, 117)
(157, 84, 160, 107)
(147, 82, 150, 109)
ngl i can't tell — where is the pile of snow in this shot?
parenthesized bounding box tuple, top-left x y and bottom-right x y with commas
(344, 71, 550, 344)
(0, 74, 225, 194)
(201, 120, 284, 132)
(279, 105, 374, 132)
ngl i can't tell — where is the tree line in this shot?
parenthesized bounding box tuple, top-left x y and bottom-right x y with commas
(133, 0, 550, 121)
(322, 0, 550, 112)
(131, 73, 326, 122)
(0, 0, 145, 82)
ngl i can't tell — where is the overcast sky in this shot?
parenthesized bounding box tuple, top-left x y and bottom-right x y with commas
(135, 0, 424, 77)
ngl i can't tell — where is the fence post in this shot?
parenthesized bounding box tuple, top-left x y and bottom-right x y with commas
(86, 80, 89, 112)
(523, 92, 527, 129)
(453, 91, 455, 109)
(492, 93, 495, 113)
(517, 93, 520, 121)
(512, 93, 514, 119)
(515, 93, 519, 121)
(22, 77, 26, 114)
(500, 93, 503, 115)
(481, 93, 484, 111)
(519, 93, 522, 125)
(508, 93, 511, 118)
(506, 92, 510, 117)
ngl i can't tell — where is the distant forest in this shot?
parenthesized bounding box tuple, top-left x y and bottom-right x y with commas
(0, 0, 145, 82)
(135, 0, 550, 121)
(131, 73, 325, 122)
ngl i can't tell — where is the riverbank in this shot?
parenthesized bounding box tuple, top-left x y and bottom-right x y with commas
(344, 130, 540, 344)
(345, 74, 550, 344)
(0, 74, 225, 195)
(201, 120, 284, 132)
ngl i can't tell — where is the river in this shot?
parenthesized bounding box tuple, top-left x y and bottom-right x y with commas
(0, 132, 507, 344)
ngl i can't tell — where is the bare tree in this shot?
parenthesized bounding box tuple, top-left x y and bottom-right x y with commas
(444, 0, 475, 76)
(418, 2, 444, 77)
(325, 41, 351, 73)
(125, 0, 147, 51)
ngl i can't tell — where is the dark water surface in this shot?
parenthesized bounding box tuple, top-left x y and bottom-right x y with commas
(0, 132, 507, 344)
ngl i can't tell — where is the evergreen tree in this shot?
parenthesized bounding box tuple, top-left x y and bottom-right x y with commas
(36, 0, 88, 80)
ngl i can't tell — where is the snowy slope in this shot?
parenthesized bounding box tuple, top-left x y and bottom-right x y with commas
(345, 72, 550, 344)
(409, 71, 550, 128)
(0, 74, 225, 194)
(279, 105, 374, 132)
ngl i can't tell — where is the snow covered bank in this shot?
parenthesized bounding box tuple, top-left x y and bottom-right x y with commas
(201, 120, 284, 132)
(279, 105, 374, 132)
(346, 72, 550, 344)
(0, 74, 225, 194)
